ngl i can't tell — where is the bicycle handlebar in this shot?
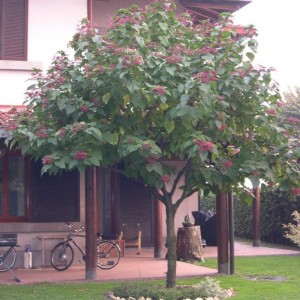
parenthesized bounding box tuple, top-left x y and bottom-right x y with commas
(65, 222, 85, 233)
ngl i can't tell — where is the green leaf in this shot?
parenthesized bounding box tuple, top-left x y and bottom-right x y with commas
(135, 36, 145, 48)
(103, 132, 118, 145)
(215, 120, 222, 129)
(246, 52, 255, 62)
(165, 65, 176, 76)
(102, 93, 110, 104)
(164, 120, 175, 133)
(180, 95, 190, 105)
(89, 156, 101, 166)
(123, 94, 130, 105)
(146, 162, 163, 175)
(158, 36, 169, 47)
(158, 22, 168, 31)
(199, 151, 208, 162)
(89, 127, 102, 141)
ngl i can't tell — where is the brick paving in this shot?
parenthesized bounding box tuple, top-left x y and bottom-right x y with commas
(1, 241, 299, 285)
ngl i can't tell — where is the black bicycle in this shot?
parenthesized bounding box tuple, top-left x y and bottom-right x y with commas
(0, 234, 18, 272)
(50, 223, 121, 271)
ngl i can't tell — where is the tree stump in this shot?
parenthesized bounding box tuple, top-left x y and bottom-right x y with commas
(176, 226, 204, 262)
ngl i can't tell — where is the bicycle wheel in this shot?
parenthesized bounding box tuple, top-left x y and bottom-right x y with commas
(97, 241, 120, 269)
(0, 247, 17, 272)
(51, 242, 74, 271)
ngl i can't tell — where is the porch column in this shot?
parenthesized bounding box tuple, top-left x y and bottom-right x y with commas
(252, 187, 261, 247)
(87, 0, 93, 24)
(85, 166, 98, 280)
(154, 199, 164, 258)
(216, 191, 229, 274)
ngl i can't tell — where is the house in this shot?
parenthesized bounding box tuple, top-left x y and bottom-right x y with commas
(0, 0, 250, 269)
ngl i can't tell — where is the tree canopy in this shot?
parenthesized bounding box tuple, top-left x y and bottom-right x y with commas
(4, 1, 298, 198)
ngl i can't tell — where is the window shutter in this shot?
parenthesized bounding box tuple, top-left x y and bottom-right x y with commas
(1, 0, 27, 60)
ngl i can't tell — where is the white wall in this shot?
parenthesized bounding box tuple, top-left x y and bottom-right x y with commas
(0, 0, 87, 105)
(161, 162, 199, 241)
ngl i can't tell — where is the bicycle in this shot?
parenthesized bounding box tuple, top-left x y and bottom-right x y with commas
(0, 233, 21, 282)
(50, 223, 121, 271)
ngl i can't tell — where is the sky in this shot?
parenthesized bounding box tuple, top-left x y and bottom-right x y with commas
(233, 0, 300, 92)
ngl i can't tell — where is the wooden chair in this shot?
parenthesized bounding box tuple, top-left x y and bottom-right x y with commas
(119, 223, 142, 255)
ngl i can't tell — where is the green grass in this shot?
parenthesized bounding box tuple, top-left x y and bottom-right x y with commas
(0, 256, 300, 299)
(198, 255, 300, 300)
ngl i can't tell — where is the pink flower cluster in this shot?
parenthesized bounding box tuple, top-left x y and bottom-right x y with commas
(153, 86, 166, 96)
(199, 46, 217, 54)
(112, 15, 139, 28)
(122, 54, 144, 67)
(147, 155, 158, 165)
(265, 108, 277, 116)
(80, 105, 89, 112)
(193, 71, 217, 83)
(288, 117, 299, 124)
(166, 55, 182, 64)
(142, 143, 153, 150)
(36, 128, 49, 139)
(194, 139, 214, 152)
(42, 155, 55, 165)
(71, 122, 87, 133)
(56, 128, 66, 138)
(74, 151, 88, 161)
(5, 122, 18, 131)
(291, 187, 300, 197)
(223, 160, 233, 169)
(219, 123, 227, 132)
(160, 175, 170, 183)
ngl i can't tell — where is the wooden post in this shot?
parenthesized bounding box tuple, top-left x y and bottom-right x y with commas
(85, 166, 98, 280)
(154, 199, 164, 258)
(253, 187, 261, 247)
(216, 191, 229, 274)
(176, 226, 204, 262)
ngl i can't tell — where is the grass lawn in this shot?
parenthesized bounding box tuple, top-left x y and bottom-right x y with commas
(0, 255, 299, 299)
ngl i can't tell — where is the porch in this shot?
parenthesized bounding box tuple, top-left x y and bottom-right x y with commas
(2, 241, 299, 285)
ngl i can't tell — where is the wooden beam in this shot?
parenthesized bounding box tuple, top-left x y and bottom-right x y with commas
(180, 0, 250, 12)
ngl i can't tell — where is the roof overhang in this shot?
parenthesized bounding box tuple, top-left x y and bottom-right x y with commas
(179, 0, 251, 21)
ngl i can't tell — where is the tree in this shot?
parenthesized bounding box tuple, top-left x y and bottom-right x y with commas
(3, 0, 299, 288)
(283, 210, 300, 247)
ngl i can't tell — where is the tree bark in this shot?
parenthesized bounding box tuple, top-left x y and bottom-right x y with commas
(85, 166, 98, 280)
(176, 226, 204, 262)
(165, 203, 177, 288)
(252, 187, 261, 247)
(216, 191, 229, 274)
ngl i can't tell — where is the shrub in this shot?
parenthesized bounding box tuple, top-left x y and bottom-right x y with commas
(111, 277, 230, 300)
(283, 211, 300, 247)
(234, 187, 300, 245)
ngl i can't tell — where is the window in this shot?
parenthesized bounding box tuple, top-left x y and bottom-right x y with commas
(0, 0, 28, 60)
(0, 150, 28, 221)
(0, 144, 80, 222)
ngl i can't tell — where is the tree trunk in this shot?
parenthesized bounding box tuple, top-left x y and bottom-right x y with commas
(165, 204, 177, 288)
(85, 167, 98, 280)
(216, 191, 229, 274)
(176, 226, 204, 262)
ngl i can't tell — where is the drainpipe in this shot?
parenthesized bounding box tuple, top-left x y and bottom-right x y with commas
(87, 0, 93, 25)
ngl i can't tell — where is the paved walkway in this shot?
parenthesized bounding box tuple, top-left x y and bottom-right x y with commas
(1, 241, 299, 285)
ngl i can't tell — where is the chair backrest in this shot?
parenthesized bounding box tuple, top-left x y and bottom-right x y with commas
(121, 223, 141, 240)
